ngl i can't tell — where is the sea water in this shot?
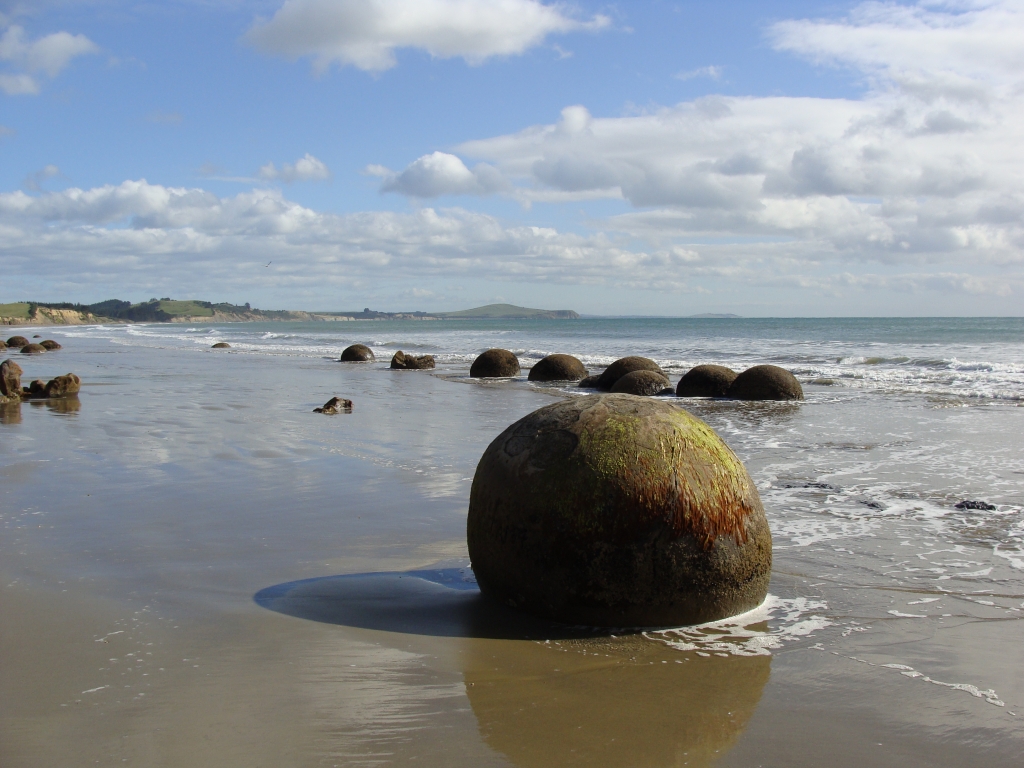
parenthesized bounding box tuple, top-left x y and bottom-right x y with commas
(1, 317, 1022, 767)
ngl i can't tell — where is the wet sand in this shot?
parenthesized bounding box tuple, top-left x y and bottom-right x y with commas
(1, 335, 1022, 766)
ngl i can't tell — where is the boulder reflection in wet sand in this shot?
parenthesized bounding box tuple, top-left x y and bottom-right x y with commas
(28, 396, 81, 414)
(0, 401, 21, 424)
(463, 635, 769, 768)
(254, 569, 770, 767)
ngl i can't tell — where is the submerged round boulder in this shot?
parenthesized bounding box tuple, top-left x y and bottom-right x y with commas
(340, 344, 374, 362)
(677, 364, 737, 398)
(609, 369, 671, 396)
(40, 340, 62, 351)
(211, 342, 231, 349)
(6, 336, 29, 349)
(528, 354, 588, 382)
(596, 356, 665, 391)
(468, 394, 772, 627)
(471, 348, 521, 378)
(728, 365, 803, 401)
(20, 343, 45, 354)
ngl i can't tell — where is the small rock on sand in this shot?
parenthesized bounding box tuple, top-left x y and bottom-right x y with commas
(314, 397, 353, 414)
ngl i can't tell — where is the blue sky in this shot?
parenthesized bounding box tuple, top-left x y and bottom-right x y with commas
(2, 0, 1023, 315)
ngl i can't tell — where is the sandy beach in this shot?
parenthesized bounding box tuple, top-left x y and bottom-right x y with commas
(2, 319, 1023, 767)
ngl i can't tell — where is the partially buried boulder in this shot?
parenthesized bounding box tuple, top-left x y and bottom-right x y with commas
(45, 373, 81, 398)
(6, 336, 29, 349)
(0, 341, 6, 350)
(390, 350, 435, 370)
(577, 374, 601, 389)
(728, 365, 803, 401)
(596, 356, 665, 391)
(610, 369, 672, 396)
(314, 397, 353, 414)
(468, 394, 772, 626)
(1, 359, 23, 399)
(471, 349, 521, 378)
(40, 340, 62, 351)
(20, 344, 45, 354)
(528, 354, 588, 382)
(211, 342, 230, 349)
(677, 364, 737, 398)
(340, 344, 375, 362)
(26, 380, 47, 398)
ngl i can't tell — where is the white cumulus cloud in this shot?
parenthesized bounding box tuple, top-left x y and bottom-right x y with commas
(428, 2, 1024, 273)
(258, 153, 331, 182)
(1, 180, 1019, 309)
(246, 0, 610, 73)
(0, 23, 98, 95)
(374, 151, 507, 197)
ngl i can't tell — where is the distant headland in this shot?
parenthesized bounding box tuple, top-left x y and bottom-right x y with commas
(0, 299, 580, 325)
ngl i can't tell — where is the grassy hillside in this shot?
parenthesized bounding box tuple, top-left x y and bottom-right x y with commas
(0, 302, 31, 319)
(438, 303, 578, 319)
(153, 300, 215, 318)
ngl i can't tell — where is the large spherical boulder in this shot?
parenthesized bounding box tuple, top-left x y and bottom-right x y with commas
(596, 356, 665, 391)
(677, 364, 737, 398)
(468, 394, 772, 626)
(6, 336, 29, 349)
(340, 344, 374, 362)
(20, 343, 45, 354)
(528, 353, 588, 382)
(40, 340, 62, 350)
(1, 359, 23, 398)
(609, 370, 672, 396)
(471, 348, 521, 378)
(45, 373, 81, 398)
(390, 350, 435, 370)
(728, 365, 803, 401)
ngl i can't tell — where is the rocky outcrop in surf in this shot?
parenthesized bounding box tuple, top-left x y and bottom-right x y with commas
(390, 351, 435, 370)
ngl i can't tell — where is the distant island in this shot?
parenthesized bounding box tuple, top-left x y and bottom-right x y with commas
(1, 299, 579, 325)
(688, 313, 741, 319)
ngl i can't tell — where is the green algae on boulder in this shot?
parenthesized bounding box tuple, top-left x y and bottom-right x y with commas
(467, 393, 771, 627)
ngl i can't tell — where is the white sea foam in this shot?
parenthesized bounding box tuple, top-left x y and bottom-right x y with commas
(650, 595, 831, 657)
